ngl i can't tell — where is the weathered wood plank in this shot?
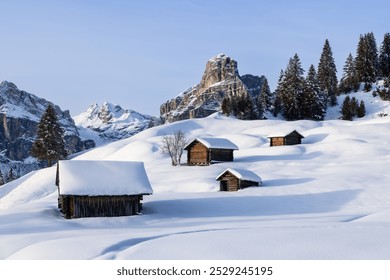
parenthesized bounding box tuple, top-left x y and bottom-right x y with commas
(59, 195, 143, 219)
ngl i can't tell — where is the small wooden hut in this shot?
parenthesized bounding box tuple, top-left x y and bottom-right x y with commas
(56, 160, 153, 219)
(184, 137, 239, 165)
(267, 130, 304, 146)
(216, 168, 262, 191)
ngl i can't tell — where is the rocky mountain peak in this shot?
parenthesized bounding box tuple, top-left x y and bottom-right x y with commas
(0, 81, 18, 91)
(74, 102, 160, 144)
(200, 54, 239, 89)
(160, 54, 264, 123)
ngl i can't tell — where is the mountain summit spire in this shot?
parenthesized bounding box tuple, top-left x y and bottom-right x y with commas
(160, 54, 264, 123)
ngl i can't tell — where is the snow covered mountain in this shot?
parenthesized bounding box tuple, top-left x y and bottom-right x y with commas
(1, 89, 390, 259)
(73, 102, 160, 144)
(160, 54, 265, 123)
(0, 81, 94, 181)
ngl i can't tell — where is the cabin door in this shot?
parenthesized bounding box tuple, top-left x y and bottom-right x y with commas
(220, 181, 228, 191)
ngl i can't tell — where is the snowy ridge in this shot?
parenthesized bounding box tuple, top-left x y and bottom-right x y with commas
(73, 102, 160, 144)
(0, 103, 40, 122)
(0, 81, 68, 123)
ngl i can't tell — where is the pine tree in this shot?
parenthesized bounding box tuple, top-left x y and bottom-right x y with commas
(341, 96, 361, 120)
(302, 65, 325, 120)
(30, 104, 68, 167)
(226, 94, 255, 120)
(379, 33, 390, 78)
(339, 53, 359, 93)
(341, 95, 353, 120)
(254, 95, 264, 119)
(0, 171, 4, 186)
(221, 97, 231, 116)
(258, 78, 272, 118)
(355, 33, 379, 90)
(350, 97, 359, 117)
(367, 32, 379, 72)
(7, 168, 15, 182)
(355, 34, 366, 83)
(230, 96, 238, 115)
(317, 39, 338, 106)
(357, 100, 366, 118)
(235, 94, 255, 120)
(280, 54, 305, 120)
(273, 70, 284, 117)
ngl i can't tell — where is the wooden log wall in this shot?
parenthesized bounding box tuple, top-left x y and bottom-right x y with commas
(219, 172, 239, 191)
(210, 149, 234, 162)
(285, 135, 302, 145)
(59, 195, 143, 219)
(240, 180, 259, 189)
(270, 137, 285, 146)
(187, 142, 209, 165)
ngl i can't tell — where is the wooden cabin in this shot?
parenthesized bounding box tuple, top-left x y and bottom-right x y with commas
(56, 160, 153, 219)
(184, 137, 239, 165)
(216, 168, 262, 191)
(267, 130, 304, 146)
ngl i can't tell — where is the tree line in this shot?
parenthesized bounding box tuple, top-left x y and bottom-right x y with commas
(222, 32, 390, 121)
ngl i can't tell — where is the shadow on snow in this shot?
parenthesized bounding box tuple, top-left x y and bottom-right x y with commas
(144, 189, 361, 218)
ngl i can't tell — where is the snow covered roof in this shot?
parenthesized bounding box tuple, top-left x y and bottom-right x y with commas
(185, 137, 239, 150)
(267, 129, 304, 138)
(216, 168, 262, 183)
(57, 160, 153, 196)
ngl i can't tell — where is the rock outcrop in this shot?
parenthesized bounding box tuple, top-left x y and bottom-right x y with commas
(160, 54, 265, 123)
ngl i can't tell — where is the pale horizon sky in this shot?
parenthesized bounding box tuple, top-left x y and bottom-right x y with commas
(0, 0, 389, 117)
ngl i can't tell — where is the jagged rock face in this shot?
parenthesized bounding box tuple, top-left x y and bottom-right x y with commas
(0, 81, 94, 180)
(0, 116, 37, 160)
(74, 102, 160, 144)
(199, 54, 239, 89)
(160, 54, 263, 123)
(240, 74, 266, 98)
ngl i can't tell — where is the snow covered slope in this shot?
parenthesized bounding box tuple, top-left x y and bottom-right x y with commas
(73, 102, 160, 145)
(326, 80, 390, 120)
(1, 106, 390, 259)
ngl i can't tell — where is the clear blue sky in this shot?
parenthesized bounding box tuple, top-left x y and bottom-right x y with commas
(0, 0, 389, 116)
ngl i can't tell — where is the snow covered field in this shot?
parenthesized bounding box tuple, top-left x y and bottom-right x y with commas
(1, 93, 390, 260)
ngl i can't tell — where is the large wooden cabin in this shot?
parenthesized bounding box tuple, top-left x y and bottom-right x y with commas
(56, 160, 153, 219)
(216, 168, 262, 191)
(184, 137, 239, 165)
(267, 130, 304, 146)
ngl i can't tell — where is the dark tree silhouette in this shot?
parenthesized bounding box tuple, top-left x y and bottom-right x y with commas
(30, 104, 68, 167)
